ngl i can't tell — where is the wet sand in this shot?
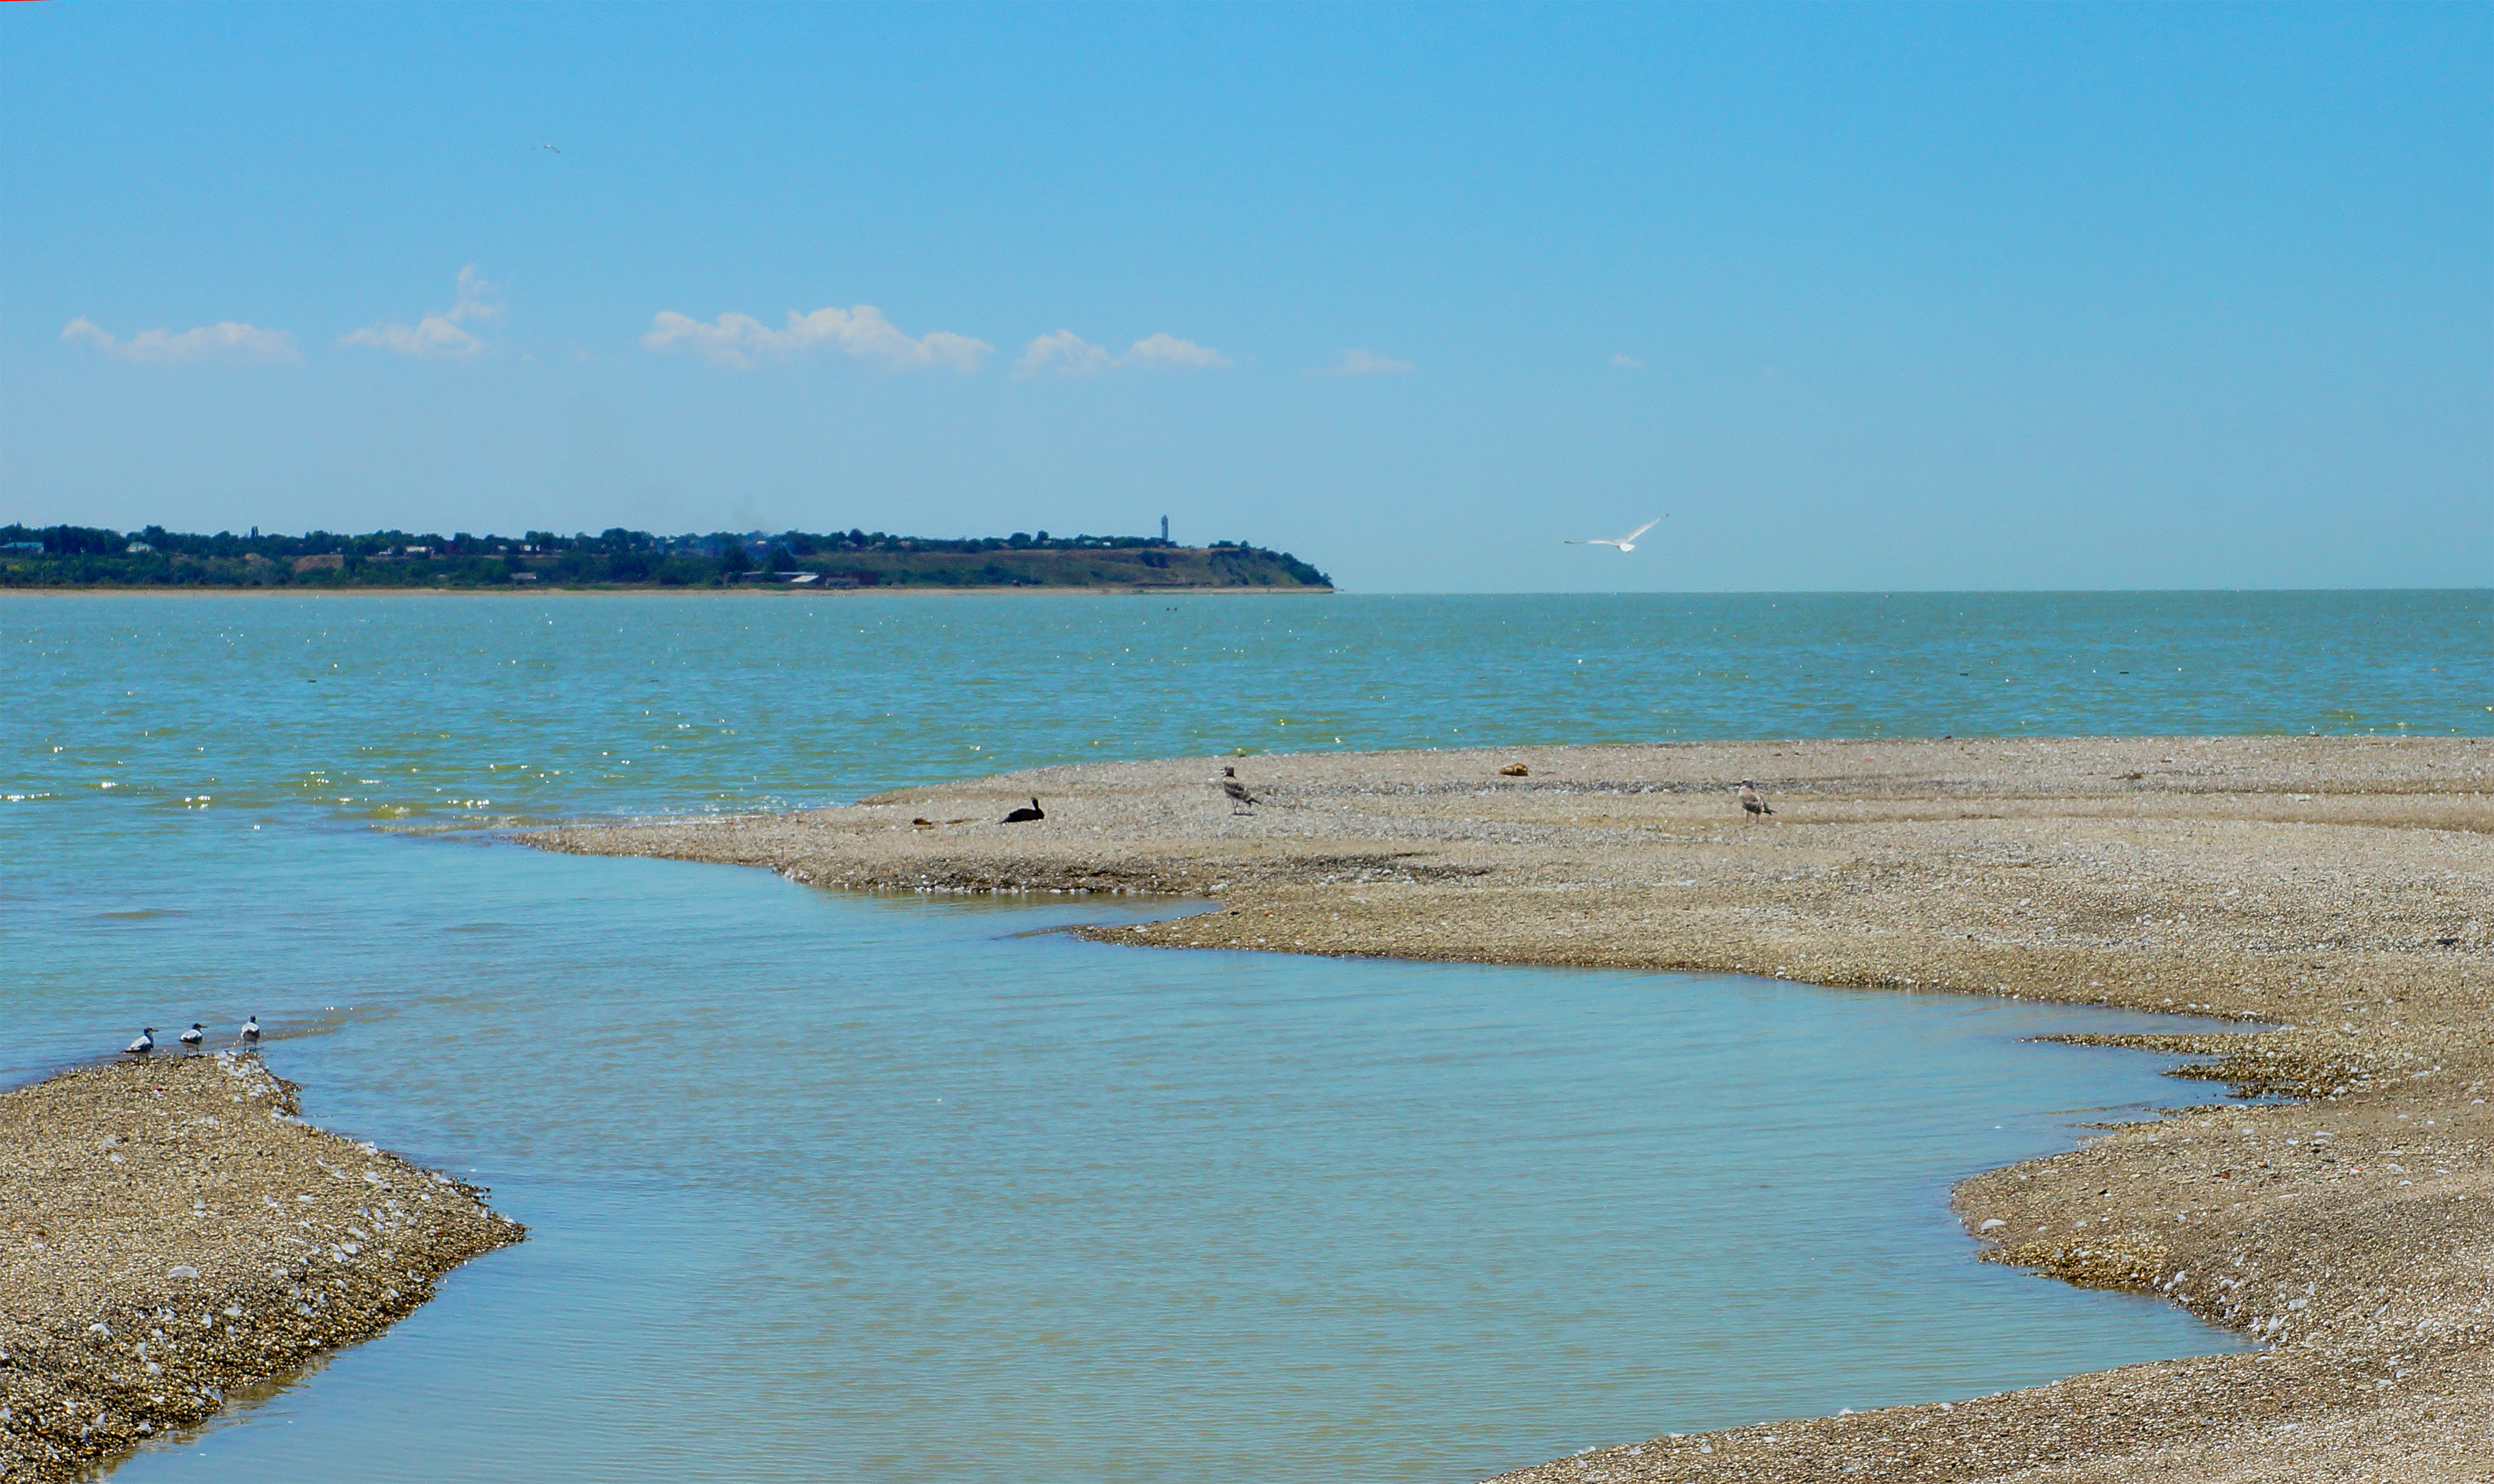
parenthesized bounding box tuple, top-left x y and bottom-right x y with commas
(529, 736, 2492, 1481)
(0, 1053, 520, 1482)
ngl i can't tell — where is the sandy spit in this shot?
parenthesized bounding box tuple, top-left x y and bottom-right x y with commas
(524, 736, 2494, 1482)
(0, 1052, 521, 1482)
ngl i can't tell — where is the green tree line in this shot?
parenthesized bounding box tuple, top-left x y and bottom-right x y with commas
(0, 525, 1332, 590)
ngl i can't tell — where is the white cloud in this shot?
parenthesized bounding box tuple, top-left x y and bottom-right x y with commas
(61, 316, 302, 366)
(1013, 329, 1230, 379)
(642, 304, 990, 372)
(342, 316, 487, 359)
(1121, 332, 1230, 369)
(449, 265, 503, 323)
(1013, 330, 1116, 379)
(340, 264, 502, 360)
(1610, 353, 1644, 368)
(1314, 347, 1413, 376)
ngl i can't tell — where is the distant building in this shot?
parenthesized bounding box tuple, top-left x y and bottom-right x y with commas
(126, 541, 155, 554)
(0, 541, 42, 555)
(510, 571, 540, 583)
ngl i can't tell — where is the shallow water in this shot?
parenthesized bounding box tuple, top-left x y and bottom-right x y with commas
(5, 591, 2477, 1482)
(45, 831, 2241, 1484)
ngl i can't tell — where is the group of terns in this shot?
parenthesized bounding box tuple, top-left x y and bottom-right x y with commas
(125, 1016, 258, 1055)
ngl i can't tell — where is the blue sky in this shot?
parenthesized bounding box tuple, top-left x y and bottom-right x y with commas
(4, 3, 2486, 592)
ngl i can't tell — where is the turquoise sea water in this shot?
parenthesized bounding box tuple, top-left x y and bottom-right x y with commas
(3, 591, 2484, 1483)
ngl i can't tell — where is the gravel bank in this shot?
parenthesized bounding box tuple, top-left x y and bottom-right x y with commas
(525, 736, 2494, 1482)
(0, 1052, 521, 1482)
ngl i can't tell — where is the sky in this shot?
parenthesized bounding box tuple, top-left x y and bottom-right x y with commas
(3, 3, 2487, 592)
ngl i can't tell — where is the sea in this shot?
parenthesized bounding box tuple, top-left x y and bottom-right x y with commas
(2, 589, 2483, 1483)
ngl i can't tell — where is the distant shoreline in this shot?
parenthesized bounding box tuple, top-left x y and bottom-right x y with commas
(1, 528, 1334, 592)
(0, 584, 1339, 597)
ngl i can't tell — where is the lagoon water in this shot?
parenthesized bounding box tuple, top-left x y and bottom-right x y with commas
(3, 591, 2483, 1482)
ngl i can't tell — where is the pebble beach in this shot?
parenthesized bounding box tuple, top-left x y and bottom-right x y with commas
(522, 735, 2493, 1481)
(0, 1054, 521, 1482)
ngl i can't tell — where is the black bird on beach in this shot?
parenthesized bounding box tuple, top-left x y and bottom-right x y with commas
(1002, 797, 1045, 823)
(179, 1024, 205, 1045)
(241, 1015, 260, 1042)
(125, 1027, 155, 1055)
(1219, 766, 1259, 814)
(1737, 780, 1774, 820)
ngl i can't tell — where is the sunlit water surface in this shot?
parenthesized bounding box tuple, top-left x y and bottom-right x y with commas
(5, 591, 2481, 1482)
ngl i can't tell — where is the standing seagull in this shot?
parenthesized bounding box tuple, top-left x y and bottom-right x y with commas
(179, 1023, 205, 1045)
(1565, 516, 1665, 553)
(125, 1027, 156, 1055)
(240, 1015, 260, 1043)
(1219, 766, 1259, 814)
(1737, 780, 1775, 820)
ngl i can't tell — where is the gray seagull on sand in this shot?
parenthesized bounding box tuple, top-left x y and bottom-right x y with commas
(1219, 766, 1259, 814)
(241, 1015, 260, 1042)
(1737, 780, 1774, 820)
(125, 1027, 155, 1055)
(179, 1024, 205, 1045)
(1565, 516, 1664, 553)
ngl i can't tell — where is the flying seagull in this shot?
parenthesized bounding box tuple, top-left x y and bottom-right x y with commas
(1219, 766, 1259, 814)
(540, 143, 561, 154)
(1565, 516, 1665, 553)
(125, 1027, 156, 1055)
(179, 1023, 205, 1045)
(1737, 779, 1775, 820)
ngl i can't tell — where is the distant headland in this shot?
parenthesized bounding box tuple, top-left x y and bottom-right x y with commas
(0, 523, 1334, 592)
